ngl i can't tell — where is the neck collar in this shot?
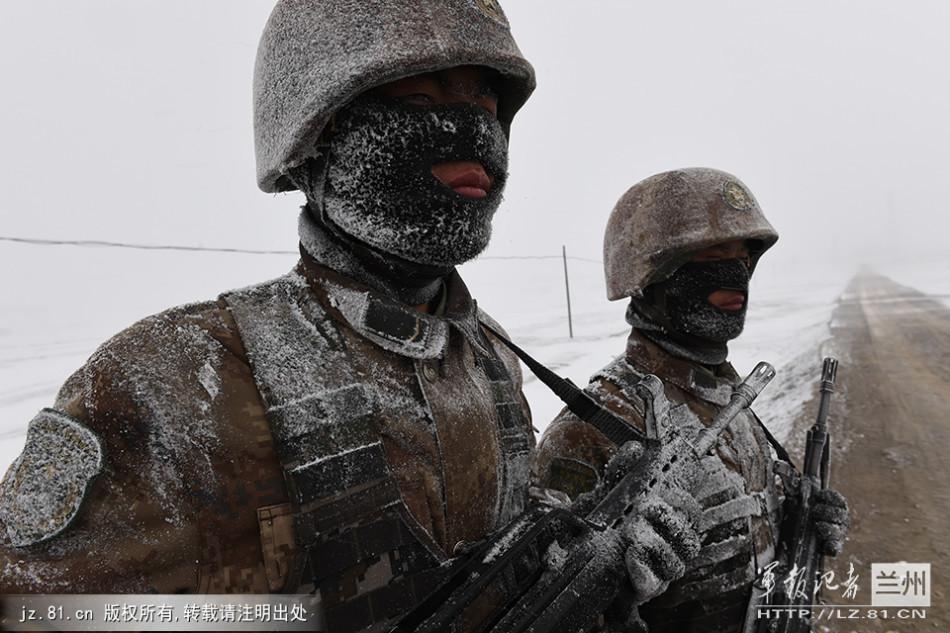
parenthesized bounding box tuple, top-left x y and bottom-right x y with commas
(625, 299, 730, 365)
(625, 329, 739, 406)
(297, 255, 486, 361)
(298, 206, 452, 306)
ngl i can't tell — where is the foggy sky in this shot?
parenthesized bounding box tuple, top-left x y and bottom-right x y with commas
(1, 0, 948, 284)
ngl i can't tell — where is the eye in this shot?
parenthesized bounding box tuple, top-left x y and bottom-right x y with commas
(398, 93, 436, 106)
(694, 249, 727, 262)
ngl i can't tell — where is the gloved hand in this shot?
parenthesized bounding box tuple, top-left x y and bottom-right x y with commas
(571, 441, 703, 606)
(622, 481, 703, 604)
(569, 440, 645, 516)
(528, 484, 572, 508)
(601, 597, 649, 633)
(811, 487, 849, 556)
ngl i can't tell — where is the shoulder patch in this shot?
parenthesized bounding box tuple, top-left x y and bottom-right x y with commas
(0, 409, 104, 548)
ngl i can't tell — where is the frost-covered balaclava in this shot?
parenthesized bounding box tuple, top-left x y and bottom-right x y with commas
(324, 97, 509, 267)
(627, 259, 752, 365)
(294, 97, 509, 305)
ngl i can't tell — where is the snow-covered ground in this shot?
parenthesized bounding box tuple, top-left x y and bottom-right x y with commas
(876, 253, 950, 310)
(4, 240, 946, 473)
(1, 242, 862, 473)
(0, 242, 299, 472)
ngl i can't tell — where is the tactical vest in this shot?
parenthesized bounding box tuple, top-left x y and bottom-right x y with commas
(223, 270, 533, 632)
(593, 354, 782, 633)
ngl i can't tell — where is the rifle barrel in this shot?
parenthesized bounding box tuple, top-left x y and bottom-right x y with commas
(694, 362, 775, 455)
(815, 357, 838, 431)
(805, 357, 837, 479)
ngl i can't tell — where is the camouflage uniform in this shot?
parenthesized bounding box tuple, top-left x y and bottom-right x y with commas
(536, 331, 781, 632)
(1, 1, 537, 631)
(0, 255, 533, 625)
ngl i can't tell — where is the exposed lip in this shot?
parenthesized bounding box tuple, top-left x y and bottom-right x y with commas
(710, 289, 746, 312)
(442, 165, 493, 198)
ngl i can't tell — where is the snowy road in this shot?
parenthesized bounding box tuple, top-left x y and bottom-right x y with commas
(809, 273, 950, 632)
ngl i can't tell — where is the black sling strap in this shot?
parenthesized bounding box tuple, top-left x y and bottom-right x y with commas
(751, 411, 797, 468)
(480, 324, 645, 447)
(482, 322, 801, 475)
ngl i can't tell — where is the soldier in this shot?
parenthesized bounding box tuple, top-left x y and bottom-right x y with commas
(0, 1, 539, 630)
(534, 168, 850, 633)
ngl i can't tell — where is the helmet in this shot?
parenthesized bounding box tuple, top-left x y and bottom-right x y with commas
(604, 168, 779, 300)
(254, 0, 536, 193)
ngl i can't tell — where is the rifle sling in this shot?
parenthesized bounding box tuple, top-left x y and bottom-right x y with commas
(483, 323, 796, 473)
(480, 325, 645, 446)
(750, 412, 796, 469)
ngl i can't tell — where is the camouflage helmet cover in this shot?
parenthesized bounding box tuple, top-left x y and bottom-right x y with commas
(254, 0, 536, 193)
(604, 168, 779, 301)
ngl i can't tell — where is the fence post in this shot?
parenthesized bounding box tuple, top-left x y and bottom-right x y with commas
(562, 245, 574, 339)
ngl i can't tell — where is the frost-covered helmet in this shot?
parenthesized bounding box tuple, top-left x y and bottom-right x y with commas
(604, 168, 779, 300)
(254, 0, 537, 193)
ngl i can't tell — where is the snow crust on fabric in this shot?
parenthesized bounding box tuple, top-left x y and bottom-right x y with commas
(78, 303, 227, 525)
(223, 269, 528, 469)
(586, 354, 780, 607)
(253, 0, 535, 192)
(0, 409, 103, 547)
(0, 301, 248, 591)
(221, 266, 535, 606)
(197, 361, 221, 402)
(326, 280, 449, 359)
(324, 99, 508, 267)
(1, 558, 75, 590)
(625, 303, 731, 366)
(297, 208, 448, 306)
(603, 167, 778, 301)
(222, 272, 444, 507)
(223, 273, 371, 462)
(662, 260, 751, 343)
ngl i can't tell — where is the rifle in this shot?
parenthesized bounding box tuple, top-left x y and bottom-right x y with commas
(391, 361, 776, 633)
(744, 357, 838, 633)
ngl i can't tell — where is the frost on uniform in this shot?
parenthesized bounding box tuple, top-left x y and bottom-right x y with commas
(0, 1, 539, 630)
(0, 410, 104, 548)
(535, 168, 850, 633)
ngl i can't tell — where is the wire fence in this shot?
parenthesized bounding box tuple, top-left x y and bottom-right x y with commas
(0, 235, 603, 264)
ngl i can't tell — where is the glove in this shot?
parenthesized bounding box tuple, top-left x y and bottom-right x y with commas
(528, 485, 572, 508)
(570, 440, 647, 516)
(811, 487, 849, 556)
(622, 481, 703, 604)
(571, 442, 703, 606)
(601, 595, 650, 633)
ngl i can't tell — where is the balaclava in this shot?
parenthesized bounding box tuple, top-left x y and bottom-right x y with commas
(293, 96, 509, 305)
(627, 258, 752, 365)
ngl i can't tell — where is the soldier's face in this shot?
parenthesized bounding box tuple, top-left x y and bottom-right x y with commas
(372, 66, 500, 200)
(690, 240, 752, 312)
(321, 65, 509, 267)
